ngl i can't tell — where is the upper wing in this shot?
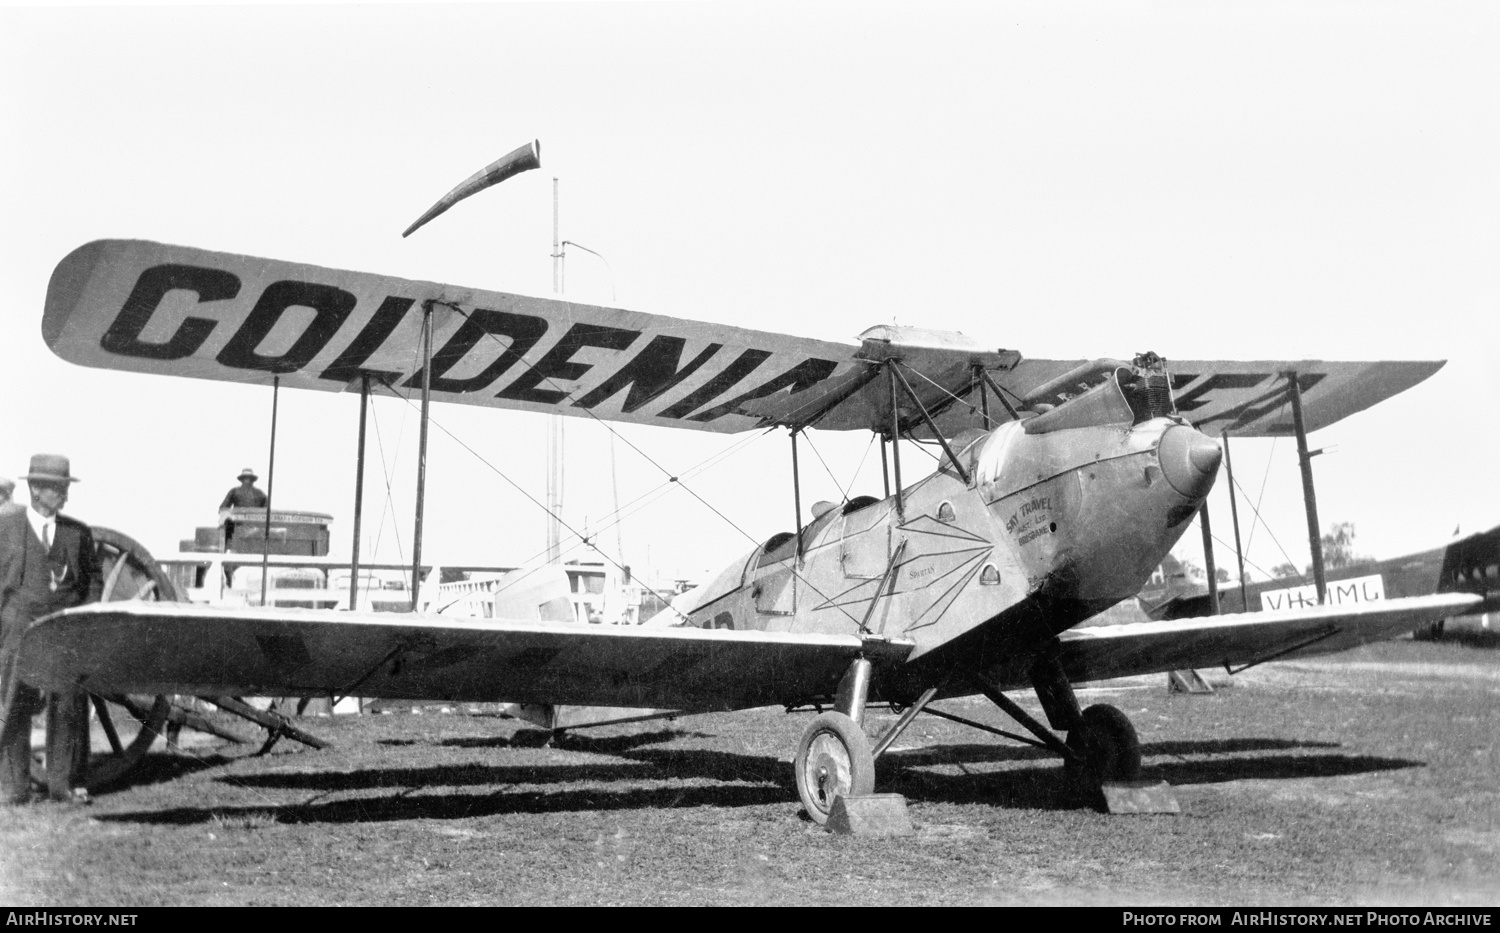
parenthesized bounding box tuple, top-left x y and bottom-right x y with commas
(13, 601, 913, 712)
(1054, 593, 1478, 684)
(46, 240, 1442, 436)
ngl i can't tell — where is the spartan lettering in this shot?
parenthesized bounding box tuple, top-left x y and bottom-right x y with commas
(318, 295, 416, 383)
(658, 348, 772, 419)
(688, 357, 840, 423)
(404, 307, 548, 393)
(216, 280, 358, 373)
(496, 323, 640, 405)
(99, 263, 240, 360)
(572, 336, 722, 413)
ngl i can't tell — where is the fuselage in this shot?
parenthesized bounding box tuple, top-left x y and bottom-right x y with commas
(673, 400, 1223, 699)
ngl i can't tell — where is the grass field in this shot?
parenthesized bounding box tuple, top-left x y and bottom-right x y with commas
(1, 637, 1497, 906)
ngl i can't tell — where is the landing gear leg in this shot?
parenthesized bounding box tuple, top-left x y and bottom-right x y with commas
(1026, 651, 1142, 796)
(794, 659, 875, 824)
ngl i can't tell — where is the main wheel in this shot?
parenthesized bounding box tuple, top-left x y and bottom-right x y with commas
(31, 527, 181, 794)
(1065, 703, 1142, 792)
(794, 711, 875, 824)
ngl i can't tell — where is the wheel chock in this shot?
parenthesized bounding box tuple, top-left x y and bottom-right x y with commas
(1100, 780, 1180, 814)
(825, 794, 914, 836)
(1167, 669, 1214, 694)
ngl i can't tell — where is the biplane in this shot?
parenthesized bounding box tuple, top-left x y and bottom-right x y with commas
(1139, 526, 1500, 632)
(17, 239, 1474, 822)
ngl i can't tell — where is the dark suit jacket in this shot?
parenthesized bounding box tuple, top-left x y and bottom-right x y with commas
(0, 504, 103, 668)
(220, 486, 268, 510)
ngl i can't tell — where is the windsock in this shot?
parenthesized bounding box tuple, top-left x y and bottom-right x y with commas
(402, 140, 542, 237)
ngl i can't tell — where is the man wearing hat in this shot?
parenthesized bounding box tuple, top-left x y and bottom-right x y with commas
(219, 468, 268, 549)
(0, 454, 103, 804)
(220, 468, 269, 511)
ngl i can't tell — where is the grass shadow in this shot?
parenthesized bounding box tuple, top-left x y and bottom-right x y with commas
(213, 740, 789, 794)
(94, 750, 240, 794)
(878, 736, 1338, 769)
(876, 737, 1422, 810)
(220, 759, 668, 792)
(1148, 753, 1423, 786)
(102, 780, 791, 826)
(90, 721, 1426, 823)
(1144, 737, 1341, 756)
(551, 729, 715, 755)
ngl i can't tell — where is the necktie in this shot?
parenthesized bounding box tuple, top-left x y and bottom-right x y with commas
(43, 521, 52, 550)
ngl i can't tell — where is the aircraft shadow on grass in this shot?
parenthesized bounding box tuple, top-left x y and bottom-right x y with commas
(97, 732, 1419, 826)
(102, 778, 791, 827)
(376, 727, 712, 752)
(461, 728, 717, 752)
(100, 752, 240, 791)
(877, 737, 1420, 808)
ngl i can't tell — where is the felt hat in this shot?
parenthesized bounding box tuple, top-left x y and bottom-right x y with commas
(237, 468, 258, 481)
(21, 453, 80, 484)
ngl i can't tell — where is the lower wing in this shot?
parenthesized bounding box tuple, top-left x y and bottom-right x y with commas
(1055, 593, 1479, 683)
(15, 602, 913, 712)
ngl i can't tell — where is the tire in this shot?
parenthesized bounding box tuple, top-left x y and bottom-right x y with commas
(794, 711, 875, 824)
(1065, 703, 1142, 791)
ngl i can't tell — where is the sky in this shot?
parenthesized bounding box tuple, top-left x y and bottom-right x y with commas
(2, 1, 1497, 590)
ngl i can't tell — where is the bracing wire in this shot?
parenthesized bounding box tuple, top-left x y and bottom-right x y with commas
(408, 301, 887, 627)
(1186, 513, 1305, 596)
(1240, 395, 1311, 579)
(1242, 392, 1290, 558)
(1232, 466, 1304, 584)
(375, 383, 788, 615)
(483, 427, 775, 597)
(900, 360, 1008, 431)
(798, 430, 852, 504)
(1185, 392, 1310, 590)
(849, 432, 877, 496)
(366, 391, 405, 565)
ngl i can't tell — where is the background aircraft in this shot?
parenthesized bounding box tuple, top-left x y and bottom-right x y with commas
(1140, 526, 1500, 638)
(16, 240, 1472, 823)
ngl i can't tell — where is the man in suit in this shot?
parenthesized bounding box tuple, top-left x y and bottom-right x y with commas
(0, 454, 102, 804)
